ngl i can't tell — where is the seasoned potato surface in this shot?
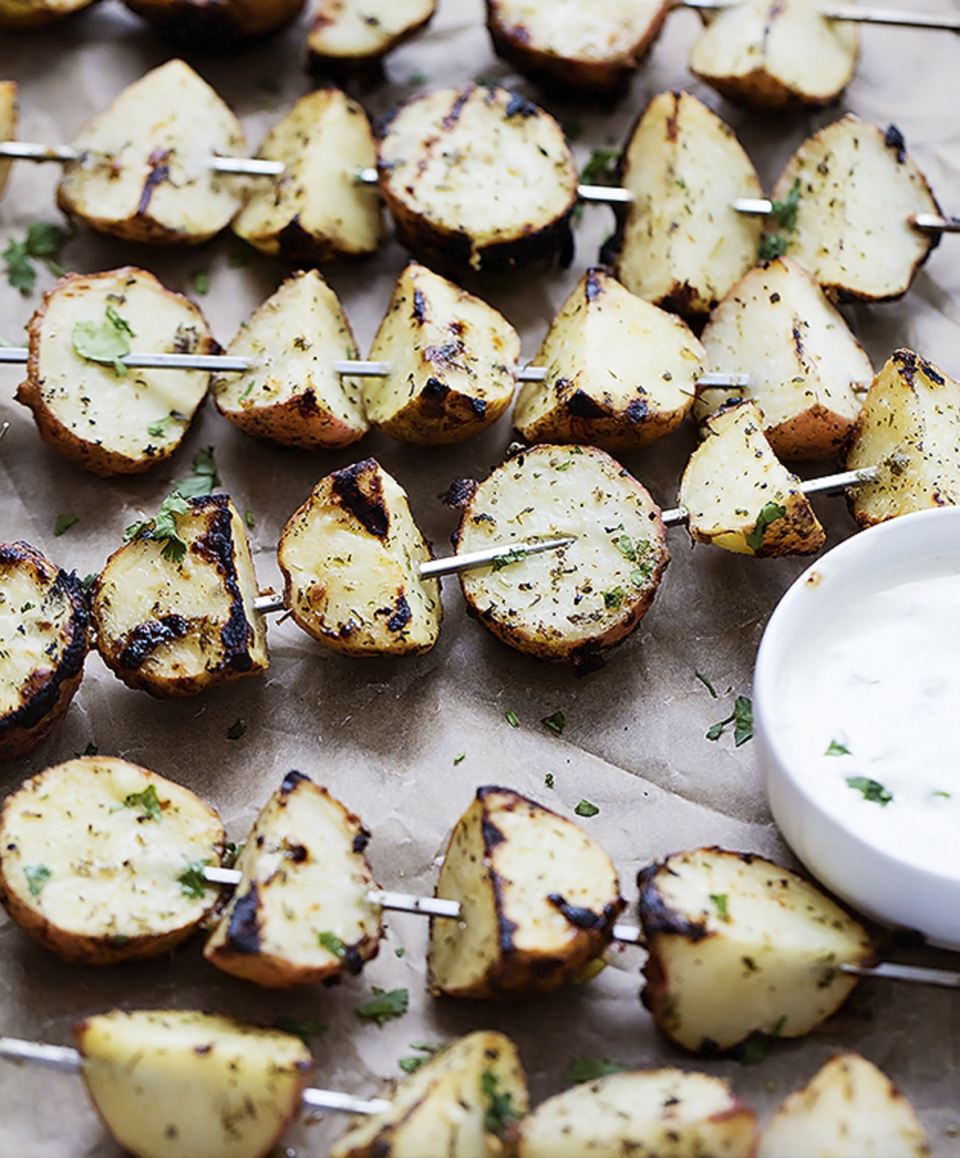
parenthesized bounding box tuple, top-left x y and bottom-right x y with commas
(308, 0, 435, 71)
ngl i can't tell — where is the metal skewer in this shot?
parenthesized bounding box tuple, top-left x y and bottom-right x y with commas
(734, 198, 960, 233)
(0, 141, 285, 177)
(680, 0, 960, 31)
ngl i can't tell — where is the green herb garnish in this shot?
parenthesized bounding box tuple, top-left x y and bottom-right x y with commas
(72, 304, 135, 376)
(4, 220, 75, 294)
(122, 784, 162, 821)
(847, 777, 893, 806)
(706, 695, 753, 746)
(318, 931, 345, 958)
(736, 1015, 787, 1065)
(192, 270, 210, 295)
(482, 1070, 519, 1138)
(453, 752, 465, 765)
(244, 510, 255, 529)
(574, 799, 599, 818)
(356, 987, 409, 1027)
(758, 234, 789, 261)
(825, 739, 852, 756)
(541, 710, 566, 735)
(124, 492, 191, 563)
(505, 710, 520, 728)
(580, 148, 621, 187)
(745, 502, 787, 552)
(710, 893, 729, 920)
(226, 719, 246, 741)
(178, 859, 210, 900)
(222, 841, 243, 868)
(273, 1016, 327, 1044)
(695, 670, 718, 698)
(398, 1041, 442, 1073)
(54, 513, 77, 536)
(24, 864, 51, 897)
(562, 1056, 627, 1084)
(615, 534, 638, 562)
(770, 178, 802, 232)
(603, 588, 625, 610)
(175, 446, 220, 498)
(544, 773, 555, 789)
(491, 547, 526, 572)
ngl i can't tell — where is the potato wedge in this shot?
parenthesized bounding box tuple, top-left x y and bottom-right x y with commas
(513, 268, 704, 449)
(0, 81, 16, 201)
(16, 267, 214, 476)
(485, 0, 671, 98)
(377, 85, 578, 273)
(770, 116, 941, 302)
(330, 1030, 528, 1158)
(689, 0, 859, 111)
(91, 494, 268, 698)
(845, 349, 960, 526)
(517, 1068, 758, 1157)
(278, 459, 442, 657)
(364, 261, 519, 445)
(638, 847, 874, 1053)
(427, 786, 624, 998)
(213, 269, 368, 449)
(0, 542, 87, 759)
(307, 0, 436, 75)
(758, 1052, 929, 1158)
(678, 400, 825, 557)
(612, 90, 763, 320)
(204, 771, 383, 987)
(0, 0, 97, 25)
(0, 756, 225, 964)
(56, 59, 246, 245)
(697, 258, 870, 460)
(76, 1009, 312, 1158)
(122, 0, 304, 41)
(454, 444, 668, 665)
(232, 87, 382, 263)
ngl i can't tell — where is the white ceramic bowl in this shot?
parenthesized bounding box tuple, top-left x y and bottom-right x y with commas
(754, 508, 960, 948)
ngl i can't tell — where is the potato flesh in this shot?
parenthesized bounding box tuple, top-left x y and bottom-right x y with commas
(457, 445, 668, 661)
(488, 0, 666, 63)
(518, 1068, 758, 1158)
(330, 1030, 529, 1158)
(365, 261, 519, 445)
(214, 269, 368, 449)
(758, 1053, 929, 1158)
(615, 90, 763, 318)
(690, 0, 859, 109)
(308, 0, 434, 59)
(697, 258, 870, 460)
(513, 268, 704, 449)
(845, 349, 960, 525)
(640, 848, 873, 1052)
(123, 0, 304, 39)
(232, 88, 382, 261)
(278, 460, 442, 656)
(204, 773, 382, 986)
(0, 81, 16, 199)
(0, 757, 223, 960)
(678, 400, 825, 557)
(76, 1009, 312, 1158)
(772, 116, 940, 301)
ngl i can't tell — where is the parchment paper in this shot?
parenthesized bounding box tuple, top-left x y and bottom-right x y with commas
(2, 2, 960, 1154)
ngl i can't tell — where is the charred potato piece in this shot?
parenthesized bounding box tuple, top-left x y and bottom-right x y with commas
(330, 1030, 528, 1158)
(307, 0, 436, 76)
(278, 459, 442, 657)
(364, 260, 519, 445)
(91, 494, 267, 698)
(0, 0, 97, 25)
(76, 1009, 312, 1158)
(486, 0, 671, 98)
(613, 90, 763, 320)
(758, 1053, 929, 1158)
(56, 58, 246, 245)
(123, 0, 304, 42)
(455, 444, 668, 665)
(427, 786, 624, 999)
(845, 349, 960, 526)
(513, 267, 704, 449)
(0, 542, 87, 759)
(0, 756, 225, 964)
(16, 267, 214, 476)
(638, 847, 874, 1054)
(697, 257, 870, 461)
(517, 1068, 758, 1157)
(689, 0, 859, 111)
(232, 87, 382, 263)
(205, 771, 382, 987)
(213, 269, 368, 449)
(0, 81, 16, 201)
(377, 85, 578, 273)
(770, 117, 941, 303)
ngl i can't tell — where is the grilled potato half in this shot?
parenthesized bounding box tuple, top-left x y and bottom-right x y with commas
(0, 542, 88, 759)
(307, 0, 436, 76)
(378, 85, 578, 273)
(213, 269, 368, 450)
(678, 400, 825, 557)
(758, 1052, 929, 1158)
(612, 90, 763, 320)
(486, 0, 671, 98)
(513, 267, 704, 449)
(232, 87, 382, 264)
(0, 756, 225, 964)
(17, 267, 215, 476)
(122, 0, 304, 41)
(770, 116, 941, 303)
(204, 770, 383, 987)
(278, 459, 442, 657)
(330, 1030, 528, 1158)
(364, 261, 519, 445)
(689, 0, 859, 111)
(845, 349, 960, 526)
(0, 81, 16, 201)
(517, 1068, 758, 1157)
(91, 494, 267, 698)
(454, 444, 668, 665)
(427, 786, 624, 999)
(638, 847, 874, 1053)
(57, 59, 246, 245)
(76, 1009, 312, 1158)
(0, 0, 97, 25)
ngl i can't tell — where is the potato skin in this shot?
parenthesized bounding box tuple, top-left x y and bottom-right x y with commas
(0, 0, 97, 25)
(122, 0, 304, 41)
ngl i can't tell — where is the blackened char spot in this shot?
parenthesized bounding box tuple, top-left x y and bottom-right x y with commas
(884, 124, 907, 163)
(547, 893, 604, 930)
(920, 357, 945, 385)
(412, 287, 428, 323)
(441, 478, 478, 509)
(482, 818, 507, 849)
(442, 90, 471, 130)
(344, 945, 364, 975)
(193, 496, 253, 672)
(352, 828, 371, 854)
(468, 396, 486, 417)
(137, 148, 170, 217)
(566, 390, 606, 418)
(665, 92, 682, 142)
(387, 595, 411, 633)
(225, 885, 261, 954)
(572, 646, 605, 677)
(423, 377, 449, 400)
(626, 398, 648, 424)
(637, 862, 710, 942)
(585, 269, 604, 302)
(286, 843, 308, 863)
(281, 770, 309, 795)
(505, 93, 537, 119)
(119, 615, 189, 670)
(331, 460, 389, 539)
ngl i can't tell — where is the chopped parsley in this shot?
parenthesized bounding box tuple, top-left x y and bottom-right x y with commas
(770, 178, 802, 232)
(603, 587, 625, 610)
(53, 513, 77, 536)
(124, 492, 191, 564)
(147, 413, 183, 439)
(178, 859, 210, 900)
(273, 1016, 327, 1044)
(544, 773, 555, 789)
(695, 670, 718, 698)
(846, 777, 893, 806)
(226, 719, 246, 741)
(122, 784, 162, 821)
(758, 233, 789, 261)
(482, 1070, 519, 1138)
(707, 695, 753, 746)
(176, 446, 220, 498)
(395, 947, 405, 957)
(453, 752, 466, 765)
(505, 710, 520, 728)
(745, 503, 787, 552)
(356, 987, 409, 1027)
(317, 931, 345, 958)
(736, 1015, 787, 1065)
(398, 1041, 442, 1073)
(580, 148, 621, 186)
(562, 1056, 627, 1084)
(710, 893, 729, 920)
(491, 547, 526, 572)
(244, 510, 255, 529)
(240, 379, 256, 400)
(541, 710, 566, 735)
(574, 799, 599, 818)
(615, 534, 638, 562)
(19, 603, 34, 614)
(24, 864, 51, 897)
(4, 220, 75, 294)
(192, 269, 210, 296)
(222, 841, 243, 868)
(72, 304, 135, 376)
(825, 739, 851, 756)
(81, 573, 97, 592)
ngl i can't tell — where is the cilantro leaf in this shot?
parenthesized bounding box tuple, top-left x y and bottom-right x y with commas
(24, 864, 51, 897)
(356, 987, 409, 1027)
(544, 773, 555, 789)
(603, 587, 625, 610)
(707, 695, 753, 746)
(175, 446, 220, 498)
(505, 710, 520, 728)
(178, 859, 210, 900)
(574, 799, 599, 818)
(192, 269, 210, 295)
(695, 670, 718, 698)
(317, 931, 345, 958)
(769, 178, 802, 232)
(615, 534, 637, 562)
(72, 305, 136, 376)
(398, 1041, 442, 1074)
(482, 1070, 519, 1138)
(846, 777, 893, 806)
(735, 1015, 787, 1065)
(710, 893, 729, 920)
(825, 739, 851, 756)
(122, 784, 162, 821)
(541, 710, 566, 735)
(54, 513, 77, 536)
(4, 220, 75, 294)
(745, 502, 787, 552)
(491, 547, 526, 572)
(758, 234, 789, 261)
(580, 148, 621, 186)
(273, 1016, 328, 1044)
(563, 1056, 627, 1084)
(226, 719, 246, 741)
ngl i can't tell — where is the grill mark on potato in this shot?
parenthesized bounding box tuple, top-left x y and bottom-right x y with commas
(565, 389, 607, 419)
(352, 828, 371, 854)
(281, 770, 308, 796)
(665, 92, 681, 142)
(637, 863, 711, 943)
(546, 893, 605, 931)
(585, 268, 604, 302)
(225, 884, 262, 954)
(192, 496, 255, 672)
(412, 287, 428, 323)
(119, 614, 190, 670)
(330, 459, 390, 538)
(504, 93, 538, 119)
(136, 148, 170, 218)
(441, 89, 470, 130)
(884, 123, 907, 164)
(386, 594, 412, 633)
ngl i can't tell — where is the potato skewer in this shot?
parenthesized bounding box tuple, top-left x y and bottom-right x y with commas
(682, 0, 960, 31)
